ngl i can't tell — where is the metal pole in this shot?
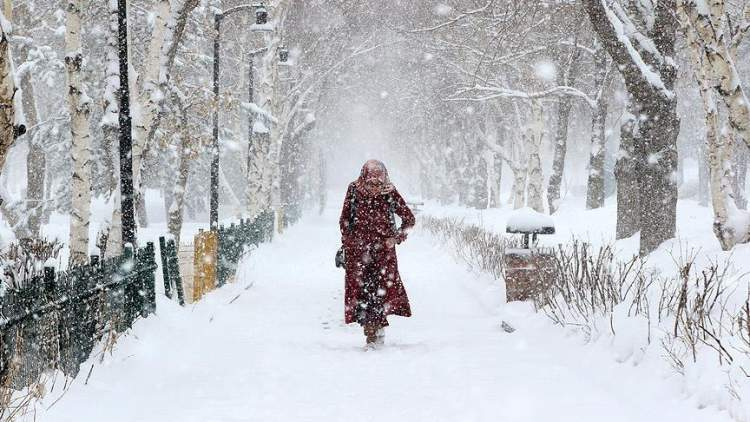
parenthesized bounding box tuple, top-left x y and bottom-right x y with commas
(118, 0, 136, 247)
(210, 15, 221, 231)
(247, 53, 254, 190)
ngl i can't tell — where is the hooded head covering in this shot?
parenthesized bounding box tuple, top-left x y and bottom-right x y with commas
(355, 159, 395, 197)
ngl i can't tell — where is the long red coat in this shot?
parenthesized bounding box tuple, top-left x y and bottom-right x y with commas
(339, 182, 416, 325)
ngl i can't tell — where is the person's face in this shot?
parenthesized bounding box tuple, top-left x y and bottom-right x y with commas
(365, 176, 383, 193)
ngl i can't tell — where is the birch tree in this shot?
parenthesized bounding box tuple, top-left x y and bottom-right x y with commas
(65, 0, 92, 264)
(678, 0, 750, 248)
(526, 101, 545, 213)
(0, 10, 17, 176)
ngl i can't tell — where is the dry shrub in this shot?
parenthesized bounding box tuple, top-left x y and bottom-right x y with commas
(421, 215, 750, 378)
(0, 238, 62, 289)
(422, 215, 512, 279)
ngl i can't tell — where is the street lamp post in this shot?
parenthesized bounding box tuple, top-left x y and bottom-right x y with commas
(118, 0, 136, 247)
(210, 3, 272, 231)
(210, 15, 221, 231)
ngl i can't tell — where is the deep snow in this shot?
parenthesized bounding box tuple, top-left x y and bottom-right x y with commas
(27, 201, 734, 422)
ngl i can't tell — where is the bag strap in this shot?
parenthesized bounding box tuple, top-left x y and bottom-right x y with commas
(347, 184, 357, 233)
(386, 194, 397, 232)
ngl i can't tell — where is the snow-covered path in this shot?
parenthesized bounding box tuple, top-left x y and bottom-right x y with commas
(36, 210, 732, 422)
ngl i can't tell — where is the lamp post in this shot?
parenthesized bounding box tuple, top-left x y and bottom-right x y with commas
(211, 3, 271, 231)
(118, 0, 136, 247)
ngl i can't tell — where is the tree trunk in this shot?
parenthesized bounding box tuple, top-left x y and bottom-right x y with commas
(268, 3, 290, 230)
(472, 145, 489, 209)
(679, 0, 750, 153)
(709, 128, 741, 249)
(698, 144, 709, 206)
(636, 99, 679, 255)
(101, 0, 120, 251)
(66, 0, 93, 265)
(546, 44, 581, 214)
(20, 60, 44, 238)
(526, 102, 545, 213)
(547, 95, 571, 214)
(583, 0, 680, 255)
(123, 0, 198, 232)
(318, 150, 326, 215)
(734, 143, 748, 210)
(168, 138, 190, 247)
(489, 122, 503, 209)
(249, 3, 286, 222)
(0, 19, 17, 177)
(491, 151, 503, 208)
(586, 100, 607, 210)
(680, 0, 750, 247)
(615, 106, 641, 240)
(509, 133, 527, 210)
(130, 0, 169, 228)
(105, 195, 122, 258)
(586, 47, 612, 209)
(100, 0, 119, 198)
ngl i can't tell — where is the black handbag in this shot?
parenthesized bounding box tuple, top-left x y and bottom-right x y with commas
(335, 246, 345, 268)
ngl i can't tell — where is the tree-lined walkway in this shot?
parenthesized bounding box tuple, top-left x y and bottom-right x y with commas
(35, 208, 731, 422)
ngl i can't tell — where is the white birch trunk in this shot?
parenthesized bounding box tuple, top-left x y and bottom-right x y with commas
(0, 13, 16, 175)
(101, 0, 122, 255)
(131, 0, 169, 199)
(168, 138, 191, 247)
(680, 0, 750, 151)
(680, 0, 750, 248)
(526, 101, 545, 213)
(106, 195, 122, 258)
(248, 0, 288, 222)
(510, 135, 527, 210)
(66, 0, 92, 265)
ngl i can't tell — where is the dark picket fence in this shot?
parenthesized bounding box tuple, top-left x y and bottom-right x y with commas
(0, 209, 296, 391)
(159, 236, 186, 306)
(217, 210, 275, 286)
(0, 243, 157, 389)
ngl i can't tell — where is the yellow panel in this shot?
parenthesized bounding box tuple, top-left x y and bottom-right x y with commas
(193, 230, 218, 302)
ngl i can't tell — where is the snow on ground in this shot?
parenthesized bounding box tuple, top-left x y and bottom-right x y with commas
(29, 200, 734, 422)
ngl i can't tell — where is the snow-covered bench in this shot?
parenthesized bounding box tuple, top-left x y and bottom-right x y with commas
(504, 208, 556, 302)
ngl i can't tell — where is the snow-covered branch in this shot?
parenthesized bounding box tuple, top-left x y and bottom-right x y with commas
(448, 85, 597, 109)
(407, 2, 493, 33)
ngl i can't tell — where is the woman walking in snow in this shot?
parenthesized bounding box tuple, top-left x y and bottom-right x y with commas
(339, 159, 416, 348)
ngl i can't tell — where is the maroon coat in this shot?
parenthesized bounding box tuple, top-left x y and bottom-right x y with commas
(339, 182, 416, 325)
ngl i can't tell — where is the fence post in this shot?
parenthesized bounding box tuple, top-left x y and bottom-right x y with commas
(266, 210, 274, 242)
(43, 267, 56, 297)
(143, 242, 157, 316)
(167, 239, 186, 306)
(159, 236, 172, 299)
(217, 226, 227, 287)
(41, 267, 58, 376)
(121, 244, 136, 329)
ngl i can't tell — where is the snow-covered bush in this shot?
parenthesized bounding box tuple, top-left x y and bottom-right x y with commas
(0, 238, 62, 290)
(423, 215, 750, 419)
